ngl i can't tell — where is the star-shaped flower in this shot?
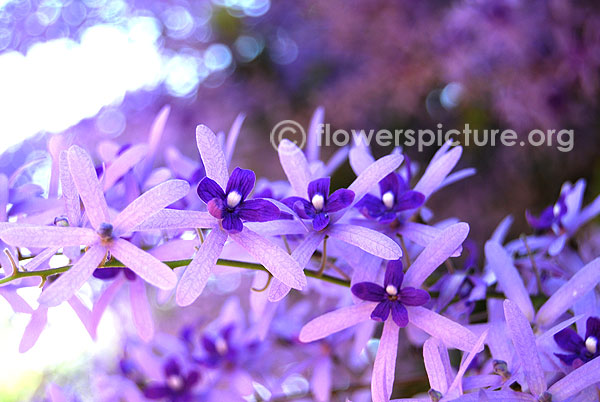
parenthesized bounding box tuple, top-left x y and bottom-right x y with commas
(0, 145, 187, 306)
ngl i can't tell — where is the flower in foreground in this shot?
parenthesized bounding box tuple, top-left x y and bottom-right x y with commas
(282, 177, 354, 231)
(351, 260, 430, 327)
(0, 145, 187, 306)
(355, 172, 424, 224)
(132, 125, 306, 306)
(198, 167, 280, 233)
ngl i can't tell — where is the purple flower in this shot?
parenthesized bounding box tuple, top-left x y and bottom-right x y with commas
(526, 194, 567, 232)
(197, 167, 280, 233)
(351, 259, 430, 327)
(355, 173, 425, 223)
(554, 317, 600, 367)
(143, 357, 200, 401)
(282, 177, 354, 231)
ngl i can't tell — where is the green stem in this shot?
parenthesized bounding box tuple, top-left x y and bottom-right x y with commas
(0, 257, 351, 288)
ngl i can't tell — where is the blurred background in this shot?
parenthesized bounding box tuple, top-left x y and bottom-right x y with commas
(1, 0, 600, 398)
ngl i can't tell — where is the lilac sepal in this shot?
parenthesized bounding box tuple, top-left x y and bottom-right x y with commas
(327, 224, 402, 259)
(407, 307, 479, 351)
(547, 355, 600, 400)
(485, 240, 535, 322)
(278, 139, 312, 198)
(413, 146, 462, 200)
(423, 337, 453, 394)
(347, 154, 403, 209)
(299, 302, 377, 342)
(404, 222, 469, 288)
(536, 257, 600, 326)
(372, 318, 399, 402)
(196, 124, 229, 188)
(503, 300, 547, 396)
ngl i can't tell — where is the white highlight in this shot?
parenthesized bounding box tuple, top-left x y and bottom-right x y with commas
(0, 17, 163, 153)
(166, 375, 184, 390)
(385, 284, 398, 296)
(382, 191, 395, 209)
(311, 194, 325, 211)
(226, 191, 242, 208)
(586, 336, 597, 354)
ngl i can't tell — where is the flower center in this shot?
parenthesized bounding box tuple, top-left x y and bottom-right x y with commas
(166, 374, 184, 391)
(382, 191, 395, 209)
(585, 336, 597, 354)
(226, 191, 242, 208)
(215, 337, 228, 355)
(97, 222, 114, 240)
(311, 193, 325, 211)
(386, 284, 398, 296)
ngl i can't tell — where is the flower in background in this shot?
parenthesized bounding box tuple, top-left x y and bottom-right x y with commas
(554, 317, 600, 367)
(144, 357, 200, 401)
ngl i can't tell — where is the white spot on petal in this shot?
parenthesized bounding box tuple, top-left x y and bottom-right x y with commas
(226, 191, 242, 208)
(586, 336, 597, 354)
(311, 194, 325, 211)
(382, 191, 395, 209)
(386, 284, 398, 296)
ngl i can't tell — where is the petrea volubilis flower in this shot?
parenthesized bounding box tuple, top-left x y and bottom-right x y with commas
(131, 125, 306, 306)
(143, 357, 200, 401)
(554, 317, 600, 367)
(198, 167, 280, 233)
(355, 172, 425, 224)
(283, 177, 354, 231)
(352, 259, 430, 327)
(0, 145, 186, 306)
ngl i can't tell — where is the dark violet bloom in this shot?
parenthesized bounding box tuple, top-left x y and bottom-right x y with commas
(197, 167, 280, 233)
(93, 267, 137, 281)
(200, 325, 238, 368)
(282, 177, 354, 231)
(355, 172, 425, 223)
(351, 259, 430, 327)
(526, 194, 567, 232)
(144, 357, 200, 401)
(554, 317, 600, 367)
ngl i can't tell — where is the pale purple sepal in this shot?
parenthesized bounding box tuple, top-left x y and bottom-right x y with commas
(59, 151, 80, 226)
(67, 295, 94, 339)
(19, 306, 48, 353)
(311, 356, 332, 402)
(230, 226, 306, 290)
(440, 167, 476, 189)
(0, 226, 98, 248)
(133, 209, 216, 231)
(278, 139, 312, 198)
(91, 275, 126, 339)
(423, 337, 453, 394)
(404, 222, 469, 288)
(347, 154, 403, 208)
(485, 240, 535, 322)
(268, 231, 325, 302)
(196, 124, 229, 188)
(38, 245, 107, 307)
(130, 276, 154, 342)
(491, 215, 513, 244)
(102, 144, 149, 191)
(448, 329, 489, 396)
(414, 146, 462, 200)
(136, 104, 170, 181)
(349, 135, 376, 175)
(176, 228, 228, 306)
(536, 257, 600, 327)
(372, 318, 398, 402)
(547, 354, 600, 400)
(503, 300, 547, 396)
(307, 107, 324, 162)
(225, 113, 245, 166)
(67, 145, 110, 230)
(109, 239, 177, 290)
(407, 306, 479, 351)
(112, 179, 190, 235)
(327, 224, 401, 259)
(299, 301, 377, 342)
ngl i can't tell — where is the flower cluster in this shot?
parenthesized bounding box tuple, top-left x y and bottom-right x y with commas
(1, 107, 600, 401)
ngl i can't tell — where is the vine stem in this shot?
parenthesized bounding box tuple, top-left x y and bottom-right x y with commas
(0, 257, 351, 288)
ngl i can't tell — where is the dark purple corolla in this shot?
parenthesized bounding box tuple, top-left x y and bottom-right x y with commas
(197, 167, 280, 233)
(93, 267, 137, 281)
(144, 357, 200, 401)
(282, 177, 354, 231)
(199, 325, 238, 368)
(355, 172, 424, 223)
(351, 259, 430, 327)
(554, 317, 600, 367)
(526, 194, 567, 231)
